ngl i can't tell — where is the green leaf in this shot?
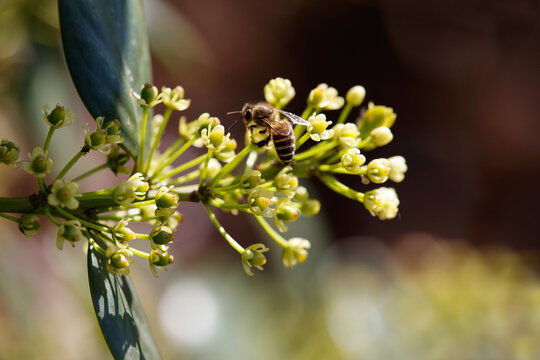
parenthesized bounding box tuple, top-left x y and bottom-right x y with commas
(59, 0, 151, 158)
(88, 242, 161, 360)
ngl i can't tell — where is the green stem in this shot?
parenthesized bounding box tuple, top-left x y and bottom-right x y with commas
(129, 247, 150, 259)
(44, 128, 55, 152)
(55, 151, 84, 181)
(137, 108, 149, 173)
(295, 140, 338, 162)
(149, 136, 198, 180)
(208, 143, 256, 187)
(0, 213, 19, 223)
(318, 174, 364, 202)
(295, 133, 311, 150)
(204, 203, 245, 253)
(253, 215, 288, 248)
(0, 196, 36, 213)
(169, 170, 200, 185)
(159, 138, 184, 161)
(145, 107, 173, 173)
(44, 206, 62, 226)
(72, 163, 108, 182)
(37, 177, 46, 193)
(155, 154, 206, 182)
(55, 206, 111, 232)
(209, 198, 250, 212)
(294, 106, 314, 139)
(88, 237, 107, 257)
(336, 102, 353, 125)
(199, 149, 214, 188)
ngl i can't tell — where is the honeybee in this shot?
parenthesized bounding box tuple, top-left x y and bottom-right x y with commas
(231, 102, 310, 164)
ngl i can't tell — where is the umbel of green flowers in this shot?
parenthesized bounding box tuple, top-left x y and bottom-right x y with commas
(0, 78, 406, 276)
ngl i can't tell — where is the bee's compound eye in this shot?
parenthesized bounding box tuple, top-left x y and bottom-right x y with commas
(245, 109, 252, 121)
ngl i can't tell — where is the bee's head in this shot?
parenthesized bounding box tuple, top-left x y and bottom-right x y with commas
(243, 102, 273, 123)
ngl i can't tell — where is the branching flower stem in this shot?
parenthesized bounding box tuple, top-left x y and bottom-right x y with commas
(204, 203, 245, 253)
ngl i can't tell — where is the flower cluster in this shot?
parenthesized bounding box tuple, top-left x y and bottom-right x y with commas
(0, 77, 406, 278)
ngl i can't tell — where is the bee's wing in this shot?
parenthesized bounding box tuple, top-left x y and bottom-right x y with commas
(278, 110, 311, 126)
(259, 117, 292, 136)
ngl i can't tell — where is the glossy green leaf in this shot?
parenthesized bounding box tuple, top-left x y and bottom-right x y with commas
(88, 242, 161, 360)
(59, 0, 151, 157)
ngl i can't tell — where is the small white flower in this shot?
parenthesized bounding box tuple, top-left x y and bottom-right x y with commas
(264, 77, 295, 107)
(364, 187, 400, 220)
(307, 114, 334, 141)
(388, 156, 407, 183)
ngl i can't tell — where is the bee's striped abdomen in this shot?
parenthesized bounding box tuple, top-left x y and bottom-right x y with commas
(272, 131, 295, 164)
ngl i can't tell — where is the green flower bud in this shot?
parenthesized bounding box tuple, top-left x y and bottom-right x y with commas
(162, 86, 191, 111)
(241, 170, 263, 190)
(18, 214, 40, 238)
(112, 173, 148, 206)
(275, 166, 299, 196)
(112, 218, 136, 244)
(0, 139, 19, 165)
(47, 179, 80, 210)
(155, 186, 179, 217)
(21, 147, 53, 177)
(264, 77, 295, 107)
(152, 230, 174, 245)
(151, 250, 174, 266)
(341, 148, 366, 173)
(248, 187, 275, 217)
(293, 186, 310, 203)
(274, 198, 300, 232)
(241, 243, 269, 276)
(370, 126, 393, 147)
(43, 104, 74, 129)
(56, 220, 84, 250)
(106, 246, 133, 275)
(388, 156, 407, 183)
(345, 85, 366, 107)
(107, 145, 130, 175)
(367, 158, 390, 184)
(364, 187, 400, 220)
(300, 199, 320, 216)
(282, 237, 311, 268)
(202, 124, 226, 149)
(197, 113, 220, 132)
(357, 102, 397, 136)
(333, 123, 360, 148)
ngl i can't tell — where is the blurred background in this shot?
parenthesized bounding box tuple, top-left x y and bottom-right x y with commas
(1, 0, 540, 358)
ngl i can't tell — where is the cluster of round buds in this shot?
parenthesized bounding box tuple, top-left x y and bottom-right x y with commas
(293, 186, 321, 216)
(112, 173, 149, 206)
(241, 243, 269, 276)
(0, 139, 19, 166)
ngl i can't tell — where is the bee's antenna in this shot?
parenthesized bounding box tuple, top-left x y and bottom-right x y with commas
(226, 113, 244, 132)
